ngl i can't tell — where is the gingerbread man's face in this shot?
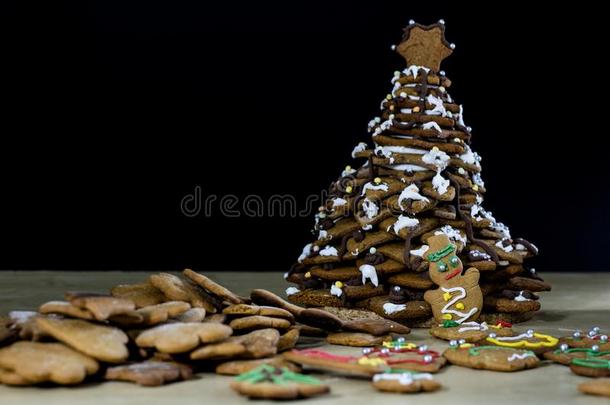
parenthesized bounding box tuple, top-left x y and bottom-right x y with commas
(427, 235, 463, 286)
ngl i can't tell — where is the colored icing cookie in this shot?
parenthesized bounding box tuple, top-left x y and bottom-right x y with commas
(443, 343, 539, 372)
(105, 361, 192, 386)
(423, 234, 483, 324)
(544, 345, 610, 366)
(559, 327, 610, 351)
(430, 320, 513, 343)
(578, 378, 610, 398)
(283, 348, 389, 377)
(216, 356, 301, 376)
(230, 365, 330, 400)
(0, 342, 99, 386)
(570, 358, 610, 378)
(485, 329, 559, 355)
(372, 370, 441, 394)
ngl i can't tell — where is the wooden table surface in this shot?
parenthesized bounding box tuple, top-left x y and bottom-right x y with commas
(1, 271, 609, 404)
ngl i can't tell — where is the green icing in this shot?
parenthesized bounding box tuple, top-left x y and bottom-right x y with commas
(235, 365, 322, 385)
(572, 358, 610, 369)
(442, 320, 460, 328)
(553, 348, 610, 357)
(427, 244, 455, 262)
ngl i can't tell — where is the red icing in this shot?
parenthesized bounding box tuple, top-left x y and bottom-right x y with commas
(293, 349, 357, 363)
(445, 268, 461, 280)
(495, 320, 513, 328)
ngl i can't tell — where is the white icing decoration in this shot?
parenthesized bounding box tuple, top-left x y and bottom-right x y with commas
(421, 148, 450, 170)
(470, 204, 484, 221)
(361, 182, 389, 195)
(432, 170, 450, 195)
(494, 332, 534, 342)
(458, 321, 489, 333)
(408, 95, 420, 101)
(495, 239, 514, 253)
(507, 352, 535, 362)
(410, 245, 429, 257)
(351, 248, 360, 256)
(319, 245, 338, 257)
(285, 287, 300, 296)
(382, 163, 428, 172)
(341, 167, 356, 177)
(375, 145, 427, 156)
(351, 142, 367, 158)
(403, 65, 430, 79)
(457, 105, 466, 128)
(422, 121, 442, 133)
(435, 225, 467, 244)
(389, 215, 419, 234)
(297, 243, 312, 262)
(459, 145, 477, 165)
(514, 291, 532, 302)
(425, 94, 447, 116)
(362, 198, 379, 219)
(332, 198, 347, 208)
(373, 372, 433, 385)
(330, 284, 343, 297)
(318, 230, 329, 241)
(398, 184, 429, 210)
(383, 302, 406, 315)
(359, 264, 379, 287)
(472, 172, 485, 188)
(361, 224, 373, 231)
(441, 286, 478, 324)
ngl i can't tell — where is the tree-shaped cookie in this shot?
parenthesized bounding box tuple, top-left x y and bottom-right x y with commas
(423, 234, 482, 324)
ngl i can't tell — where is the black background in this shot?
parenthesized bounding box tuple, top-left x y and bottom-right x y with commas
(2, 1, 609, 271)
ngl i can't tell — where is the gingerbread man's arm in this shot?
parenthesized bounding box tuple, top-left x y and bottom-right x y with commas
(462, 267, 480, 286)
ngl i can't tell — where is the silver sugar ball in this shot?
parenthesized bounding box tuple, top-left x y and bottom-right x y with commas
(588, 330, 597, 338)
(393, 286, 401, 293)
(450, 43, 456, 49)
(390, 45, 397, 51)
(423, 354, 433, 363)
(600, 335, 608, 343)
(362, 348, 373, 355)
(396, 337, 406, 343)
(573, 331, 582, 339)
(458, 339, 466, 345)
(526, 329, 534, 337)
(592, 345, 600, 352)
(592, 326, 601, 333)
(418, 345, 428, 353)
(409, 19, 415, 25)
(438, 19, 445, 25)
(449, 340, 458, 348)
(439, 70, 446, 76)
(560, 343, 569, 352)
(488, 332, 497, 339)
(381, 348, 390, 355)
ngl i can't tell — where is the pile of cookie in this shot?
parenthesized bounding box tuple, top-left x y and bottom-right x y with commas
(285, 20, 547, 326)
(0, 268, 410, 391)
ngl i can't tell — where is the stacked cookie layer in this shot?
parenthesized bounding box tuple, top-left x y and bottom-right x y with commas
(285, 21, 547, 326)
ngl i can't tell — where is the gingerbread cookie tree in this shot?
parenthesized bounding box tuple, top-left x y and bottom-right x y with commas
(285, 20, 544, 325)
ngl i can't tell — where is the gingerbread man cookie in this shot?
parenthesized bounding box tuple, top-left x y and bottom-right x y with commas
(423, 234, 482, 324)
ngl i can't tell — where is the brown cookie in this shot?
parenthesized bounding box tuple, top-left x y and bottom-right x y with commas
(503, 276, 551, 292)
(297, 308, 344, 331)
(327, 332, 389, 347)
(483, 296, 541, 314)
(278, 328, 300, 352)
(135, 322, 232, 354)
(372, 371, 441, 394)
(182, 268, 243, 305)
(67, 293, 137, 321)
(294, 324, 328, 337)
(230, 365, 330, 400)
(172, 308, 207, 323)
(229, 315, 292, 332)
(0, 341, 99, 385)
(137, 301, 192, 325)
(478, 311, 535, 325)
(190, 328, 280, 360)
(7, 311, 45, 341)
(38, 301, 95, 320)
(216, 356, 301, 376)
(1, 318, 16, 347)
(105, 361, 192, 386)
(35, 317, 129, 363)
(424, 234, 483, 324)
(223, 304, 294, 321)
(319, 306, 385, 322)
(544, 346, 610, 366)
(387, 272, 434, 289)
(149, 273, 217, 313)
(570, 358, 610, 377)
(342, 319, 411, 336)
(579, 378, 610, 398)
(430, 321, 513, 343)
(443, 344, 539, 371)
(288, 288, 343, 308)
(250, 289, 304, 316)
(110, 282, 167, 308)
